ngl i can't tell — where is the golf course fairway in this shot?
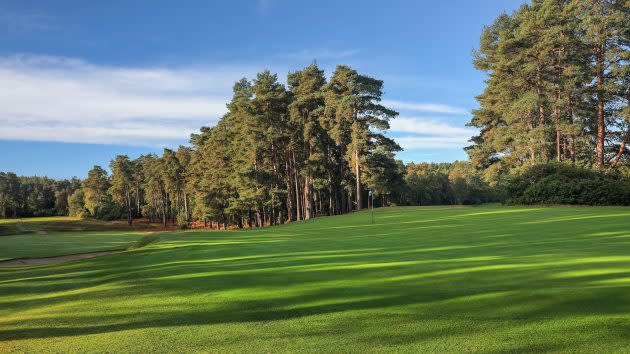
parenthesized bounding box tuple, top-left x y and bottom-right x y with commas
(2, 205, 630, 352)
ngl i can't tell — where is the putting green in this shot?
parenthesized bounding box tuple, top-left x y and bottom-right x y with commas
(2, 206, 630, 352)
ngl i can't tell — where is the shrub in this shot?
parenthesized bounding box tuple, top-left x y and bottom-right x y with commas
(505, 163, 630, 206)
(68, 190, 88, 218)
(176, 213, 189, 230)
(95, 200, 123, 221)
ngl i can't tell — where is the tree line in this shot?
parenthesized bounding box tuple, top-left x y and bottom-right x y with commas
(45, 64, 493, 228)
(0, 158, 494, 224)
(3, 0, 628, 222)
(1, 67, 498, 226)
(468, 0, 628, 183)
(0, 172, 81, 218)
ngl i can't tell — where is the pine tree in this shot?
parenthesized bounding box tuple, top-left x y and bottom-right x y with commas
(571, 0, 627, 167)
(109, 155, 134, 225)
(324, 65, 399, 210)
(288, 63, 326, 220)
(83, 165, 110, 218)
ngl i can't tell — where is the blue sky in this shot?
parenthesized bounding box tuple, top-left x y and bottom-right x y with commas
(0, 0, 523, 178)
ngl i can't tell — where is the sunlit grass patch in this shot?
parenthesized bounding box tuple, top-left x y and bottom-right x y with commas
(1, 205, 630, 352)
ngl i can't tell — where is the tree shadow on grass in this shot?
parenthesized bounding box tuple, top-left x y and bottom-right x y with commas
(3, 255, 630, 349)
(3, 282, 630, 353)
(3, 208, 630, 351)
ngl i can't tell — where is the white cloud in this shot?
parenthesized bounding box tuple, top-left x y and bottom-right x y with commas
(382, 99, 468, 114)
(0, 54, 256, 146)
(389, 116, 476, 136)
(0, 123, 194, 146)
(387, 116, 477, 150)
(0, 54, 475, 152)
(395, 136, 472, 149)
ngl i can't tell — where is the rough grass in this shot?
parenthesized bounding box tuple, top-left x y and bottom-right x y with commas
(0, 224, 23, 237)
(0, 216, 160, 237)
(1, 205, 630, 352)
(0, 231, 149, 261)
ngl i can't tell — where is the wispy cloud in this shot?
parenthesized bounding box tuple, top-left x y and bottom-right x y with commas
(1, 121, 195, 146)
(382, 99, 468, 114)
(0, 54, 475, 152)
(0, 54, 258, 146)
(389, 116, 476, 136)
(395, 136, 472, 149)
(0, 7, 54, 33)
(388, 116, 477, 150)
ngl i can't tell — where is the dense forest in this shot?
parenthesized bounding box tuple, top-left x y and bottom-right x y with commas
(0, 173, 81, 218)
(0, 158, 495, 225)
(468, 0, 629, 177)
(1, 0, 628, 226)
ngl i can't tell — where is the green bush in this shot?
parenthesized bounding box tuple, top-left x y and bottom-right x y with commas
(505, 163, 630, 205)
(176, 213, 189, 230)
(94, 200, 123, 221)
(68, 190, 87, 217)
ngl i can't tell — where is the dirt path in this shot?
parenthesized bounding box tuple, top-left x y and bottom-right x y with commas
(0, 250, 124, 267)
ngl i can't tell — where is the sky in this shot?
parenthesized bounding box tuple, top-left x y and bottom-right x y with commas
(0, 0, 524, 179)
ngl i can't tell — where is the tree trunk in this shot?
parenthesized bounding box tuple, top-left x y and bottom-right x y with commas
(347, 191, 353, 213)
(536, 65, 547, 161)
(161, 192, 167, 228)
(183, 193, 189, 221)
(329, 190, 334, 216)
(527, 113, 536, 162)
(567, 95, 576, 163)
(556, 128, 562, 162)
(292, 151, 301, 221)
(354, 149, 362, 210)
(271, 141, 279, 225)
(304, 174, 312, 220)
(562, 135, 567, 160)
(612, 89, 630, 167)
(135, 182, 140, 217)
(595, 40, 606, 168)
(126, 189, 132, 226)
(304, 143, 313, 220)
(285, 157, 293, 222)
(611, 131, 628, 167)
(319, 193, 323, 215)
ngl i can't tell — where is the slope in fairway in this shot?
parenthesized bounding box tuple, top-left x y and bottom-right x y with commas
(0, 217, 163, 261)
(1, 206, 630, 352)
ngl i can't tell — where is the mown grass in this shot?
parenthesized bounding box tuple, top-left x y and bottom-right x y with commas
(1, 205, 630, 352)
